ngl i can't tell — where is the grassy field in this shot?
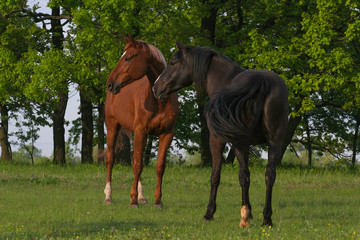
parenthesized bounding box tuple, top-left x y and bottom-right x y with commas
(0, 162, 359, 239)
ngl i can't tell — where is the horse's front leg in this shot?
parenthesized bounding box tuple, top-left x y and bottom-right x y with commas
(235, 148, 252, 227)
(153, 133, 174, 208)
(263, 142, 282, 226)
(203, 131, 225, 221)
(130, 129, 147, 208)
(104, 123, 119, 204)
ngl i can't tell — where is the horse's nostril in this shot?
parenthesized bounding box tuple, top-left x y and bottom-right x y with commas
(108, 83, 113, 91)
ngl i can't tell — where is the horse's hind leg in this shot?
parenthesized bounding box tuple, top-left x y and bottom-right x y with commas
(204, 131, 225, 221)
(235, 148, 252, 227)
(263, 141, 282, 226)
(137, 176, 148, 204)
(154, 133, 174, 208)
(130, 129, 147, 208)
(104, 123, 120, 204)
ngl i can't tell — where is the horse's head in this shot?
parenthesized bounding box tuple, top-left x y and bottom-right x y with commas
(153, 41, 193, 99)
(107, 36, 149, 94)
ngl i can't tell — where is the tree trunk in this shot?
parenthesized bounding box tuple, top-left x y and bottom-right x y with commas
(51, 6, 67, 165)
(144, 136, 154, 165)
(50, 6, 64, 48)
(80, 89, 93, 164)
(352, 116, 360, 165)
(305, 117, 312, 166)
(53, 92, 68, 165)
(198, 1, 219, 166)
(280, 114, 302, 161)
(197, 96, 212, 166)
(97, 102, 105, 164)
(0, 104, 12, 161)
(224, 147, 235, 164)
(200, 0, 218, 44)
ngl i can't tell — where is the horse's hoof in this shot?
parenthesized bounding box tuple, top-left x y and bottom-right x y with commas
(203, 214, 214, 222)
(262, 218, 273, 227)
(129, 203, 139, 208)
(154, 203, 163, 209)
(104, 199, 112, 205)
(138, 198, 149, 204)
(239, 220, 250, 228)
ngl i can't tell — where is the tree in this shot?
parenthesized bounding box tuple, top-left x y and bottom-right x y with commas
(12, 100, 49, 165)
(13, 145, 42, 164)
(80, 89, 93, 163)
(0, 0, 46, 161)
(49, 4, 68, 165)
(2, 0, 360, 166)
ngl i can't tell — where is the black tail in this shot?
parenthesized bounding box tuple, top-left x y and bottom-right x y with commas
(205, 77, 269, 149)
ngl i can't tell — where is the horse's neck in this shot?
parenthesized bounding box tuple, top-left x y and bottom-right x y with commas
(206, 56, 240, 96)
(147, 61, 165, 85)
(144, 61, 166, 112)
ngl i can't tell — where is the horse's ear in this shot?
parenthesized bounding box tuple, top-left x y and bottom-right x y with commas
(123, 36, 130, 43)
(176, 41, 186, 51)
(128, 34, 140, 48)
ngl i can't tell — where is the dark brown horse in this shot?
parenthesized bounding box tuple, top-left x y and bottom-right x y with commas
(153, 42, 288, 227)
(104, 36, 178, 208)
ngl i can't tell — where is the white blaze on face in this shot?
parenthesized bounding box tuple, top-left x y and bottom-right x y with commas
(154, 72, 162, 85)
(121, 51, 127, 60)
(104, 182, 112, 200)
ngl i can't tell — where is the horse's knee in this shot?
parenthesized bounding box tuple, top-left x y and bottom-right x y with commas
(132, 160, 143, 174)
(156, 162, 165, 176)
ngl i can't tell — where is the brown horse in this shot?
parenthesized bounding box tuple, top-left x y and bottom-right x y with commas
(153, 42, 288, 227)
(104, 36, 178, 208)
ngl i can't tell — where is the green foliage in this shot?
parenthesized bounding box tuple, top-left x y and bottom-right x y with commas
(22, 48, 71, 102)
(1, 0, 360, 163)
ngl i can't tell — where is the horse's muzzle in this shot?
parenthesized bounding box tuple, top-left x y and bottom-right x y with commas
(152, 85, 163, 99)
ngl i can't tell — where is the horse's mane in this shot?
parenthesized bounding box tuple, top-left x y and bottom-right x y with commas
(138, 41, 167, 68)
(185, 46, 245, 95)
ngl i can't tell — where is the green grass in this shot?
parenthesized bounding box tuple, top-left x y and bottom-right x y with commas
(0, 162, 360, 239)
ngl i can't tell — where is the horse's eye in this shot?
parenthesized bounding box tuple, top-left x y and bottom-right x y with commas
(170, 61, 176, 66)
(125, 57, 131, 62)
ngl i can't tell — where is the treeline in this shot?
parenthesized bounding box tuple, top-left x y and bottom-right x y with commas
(0, 0, 359, 166)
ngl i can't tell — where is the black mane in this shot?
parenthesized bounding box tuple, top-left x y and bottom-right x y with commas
(184, 46, 245, 94)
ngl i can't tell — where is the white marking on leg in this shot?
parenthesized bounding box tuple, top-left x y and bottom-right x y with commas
(239, 205, 250, 227)
(137, 179, 148, 204)
(104, 182, 112, 201)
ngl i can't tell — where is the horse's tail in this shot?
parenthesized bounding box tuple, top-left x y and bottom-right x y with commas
(205, 77, 269, 149)
(115, 128, 132, 152)
(97, 128, 132, 162)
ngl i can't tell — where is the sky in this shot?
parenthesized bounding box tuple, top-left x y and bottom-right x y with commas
(8, 0, 81, 157)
